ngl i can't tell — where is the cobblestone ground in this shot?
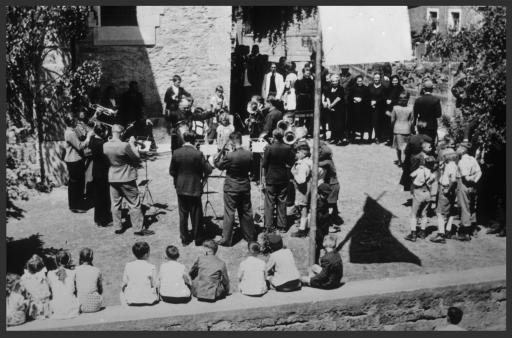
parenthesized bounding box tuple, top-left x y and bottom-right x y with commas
(6, 142, 506, 306)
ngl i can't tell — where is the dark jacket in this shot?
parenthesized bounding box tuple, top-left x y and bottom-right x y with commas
(164, 86, 191, 112)
(89, 136, 110, 179)
(169, 144, 213, 197)
(413, 94, 442, 132)
(262, 142, 295, 185)
(214, 147, 253, 192)
(262, 106, 283, 136)
(310, 251, 343, 289)
(118, 90, 144, 126)
(189, 255, 230, 301)
(295, 77, 315, 112)
(386, 83, 405, 111)
(367, 83, 387, 111)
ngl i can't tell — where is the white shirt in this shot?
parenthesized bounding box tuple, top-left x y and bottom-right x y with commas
(439, 161, 458, 187)
(121, 260, 158, 305)
(457, 154, 482, 183)
(410, 166, 435, 187)
(266, 248, 300, 287)
(243, 68, 251, 87)
(158, 261, 190, 298)
(238, 256, 267, 296)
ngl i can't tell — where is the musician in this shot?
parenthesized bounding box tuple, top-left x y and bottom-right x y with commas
(245, 101, 264, 139)
(64, 113, 94, 213)
(118, 81, 156, 151)
(89, 124, 113, 227)
(259, 96, 283, 140)
(214, 131, 256, 246)
(262, 128, 296, 232)
(169, 131, 213, 246)
(99, 85, 119, 127)
(103, 124, 150, 236)
(169, 98, 215, 153)
(261, 63, 285, 100)
(164, 75, 193, 113)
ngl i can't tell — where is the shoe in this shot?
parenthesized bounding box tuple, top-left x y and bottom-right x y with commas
(456, 233, 471, 241)
(114, 229, 124, 235)
(417, 229, 426, 239)
(71, 209, 87, 214)
(215, 239, 231, 247)
(290, 229, 308, 238)
(430, 233, 446, 243)
(134, 229, 155, 236)
(181, 238, 192, 246)
(404, 231, 417, 242)
(96, 221, 113, 227)
(374, 139, 380, 144)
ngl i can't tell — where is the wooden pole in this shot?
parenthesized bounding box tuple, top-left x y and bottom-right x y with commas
(308, 16, 322, 267)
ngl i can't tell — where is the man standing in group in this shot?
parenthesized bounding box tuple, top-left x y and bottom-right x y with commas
(413, 80, 442, 148)
(214, 131, 256, 246)
(262, 63, 285, 100)
(259, 96, 283, 140)
(247, 44, 266, 95)
(103, 124, 151, 236)
(367, 73, 387, 144)
(169, 131, 213, 246)
(118, 81, 156, 150)
(164, 75, 193, 133)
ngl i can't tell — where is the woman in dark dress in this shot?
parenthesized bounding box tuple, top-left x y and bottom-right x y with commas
(384, 75, 405, 144)
(349, 75, 370, 142)
(323, 74, 345, 146)
(367, 73, 387, 144)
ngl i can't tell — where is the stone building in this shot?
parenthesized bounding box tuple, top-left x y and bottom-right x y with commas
(408, 6, 483, 35)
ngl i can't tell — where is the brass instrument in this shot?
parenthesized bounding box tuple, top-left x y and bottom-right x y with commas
(276, 119, 298, 145)
(90, 104, 117, 117)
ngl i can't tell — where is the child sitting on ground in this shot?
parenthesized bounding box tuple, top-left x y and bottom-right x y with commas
(238, 242, 268, 297)
(189, 240, 230, 302)
(120, 241, 159, 306)
(158, 245, 191, 304)
(20, 254, 51, 320)
(47, 250, 80, 319)
(75, 248, 103, 313)
(265, 234, 302, 292)
(430, 148, 459, 243)
(405, 156, 437, 242)
(436, 306, 466, 331)
(6, 273, 29, 326)
(301, 234, 343, 290)
(290, 143, 313, 238)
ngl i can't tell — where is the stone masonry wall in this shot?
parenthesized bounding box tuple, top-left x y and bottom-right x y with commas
(78, 6, 232, 118)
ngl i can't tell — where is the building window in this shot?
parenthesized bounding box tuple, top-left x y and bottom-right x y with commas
(426, 8, 439, 32)
(100, 6, 138, 26)
(448, 9, 462, 32)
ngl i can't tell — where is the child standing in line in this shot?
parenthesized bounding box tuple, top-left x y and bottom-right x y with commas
(290, 144, 313, 238)
(216, 112, 235, 151)
(405, 156, 437, 242)
(120, 242, 159, 306)
(158, 245, 191, 304)
(390, 91, 413, 167)
(265, 234, 302, 292)
(6, 273, 29, 327)
(319, 140, 342, 232)
(238, 242, 268, 297)
(75, 248, 103, 313)
(189, 240, 230, 302)
(20, 255, 51, 320)
(431, 148, 459, 243)
(47, 250, 80, 319)
(301, 234, 343, 290)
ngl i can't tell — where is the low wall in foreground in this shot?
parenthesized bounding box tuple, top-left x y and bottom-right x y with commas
(9, 265, 506, 331)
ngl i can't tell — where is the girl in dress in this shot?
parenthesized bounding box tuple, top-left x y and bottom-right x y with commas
(75, 248, 103, 313)
(20, 255, 51, 320)
(48, 250, 80, 319)
(216, 112, 235, 151)
(6, 273, 29, 326)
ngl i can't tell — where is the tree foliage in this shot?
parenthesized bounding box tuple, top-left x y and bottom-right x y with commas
(6, 6, 102, 211)
(233, 6, 316, 47)
(422, 6, 506, 148)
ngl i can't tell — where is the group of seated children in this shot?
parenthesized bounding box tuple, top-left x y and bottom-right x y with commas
(405, 137, 482, 243)
(6, 248, 103, 326)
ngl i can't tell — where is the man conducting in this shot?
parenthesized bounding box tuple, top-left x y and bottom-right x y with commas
(103, 124, 152, 236)
(169, 131, 213, 246)
(214, 131, 256, 246)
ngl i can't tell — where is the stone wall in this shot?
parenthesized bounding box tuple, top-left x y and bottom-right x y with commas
(78, 6, 232, 118)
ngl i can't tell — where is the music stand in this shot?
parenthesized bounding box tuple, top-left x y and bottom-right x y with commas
(199, 143, 221, 219)
(137, 138, 156, 211)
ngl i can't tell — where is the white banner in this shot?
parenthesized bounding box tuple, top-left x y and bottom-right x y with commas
(319, 6, 413, 65)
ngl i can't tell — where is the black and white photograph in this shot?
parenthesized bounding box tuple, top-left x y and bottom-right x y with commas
(4, 4, 507, 331)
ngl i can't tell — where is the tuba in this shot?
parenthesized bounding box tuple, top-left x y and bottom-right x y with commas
(276, 119, 297, 145)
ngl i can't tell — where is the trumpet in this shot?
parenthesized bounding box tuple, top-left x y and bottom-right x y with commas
(90, 104, 117, 117)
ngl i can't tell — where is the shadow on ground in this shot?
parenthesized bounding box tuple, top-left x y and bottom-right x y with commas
(337, 194, 422, 266)
(6, 234, 65, 275)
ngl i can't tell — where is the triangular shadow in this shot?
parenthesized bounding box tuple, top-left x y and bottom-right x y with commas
(336, 194, 421, 266)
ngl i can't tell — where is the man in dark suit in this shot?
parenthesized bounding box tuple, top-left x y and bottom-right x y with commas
(103, 124, 151, 236)
(262, 128, 296, 232)
(259, 96, 283, 140)
(413, 80, 442, 146)
(247, 44, 266, 96)
(214, 131, 256, 246)
(169, 131, 213, 246)
(164, 75, 193, 133)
